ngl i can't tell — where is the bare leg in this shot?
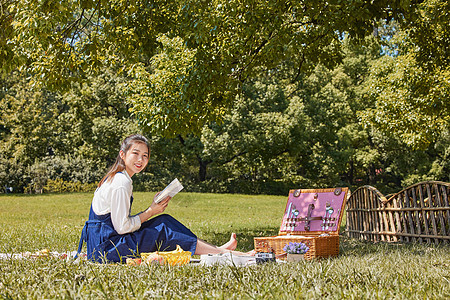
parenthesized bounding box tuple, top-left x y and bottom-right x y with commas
(194, 238, 254, 256)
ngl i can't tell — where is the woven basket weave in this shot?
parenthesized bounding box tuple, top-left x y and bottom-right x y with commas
(254, 234, 339, 260)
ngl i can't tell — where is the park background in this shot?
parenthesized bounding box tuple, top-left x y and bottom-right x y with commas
(1, 0, 449, 197)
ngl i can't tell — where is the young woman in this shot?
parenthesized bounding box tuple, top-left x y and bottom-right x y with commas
(77, 134, 252, 263)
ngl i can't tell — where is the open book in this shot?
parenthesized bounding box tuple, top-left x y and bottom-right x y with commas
(154, 178, 184, 203)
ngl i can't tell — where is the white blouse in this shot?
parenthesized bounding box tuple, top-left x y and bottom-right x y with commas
(92, 170, 141, 234)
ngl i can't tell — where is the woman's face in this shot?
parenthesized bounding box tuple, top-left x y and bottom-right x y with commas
(120, 142, 149, 177)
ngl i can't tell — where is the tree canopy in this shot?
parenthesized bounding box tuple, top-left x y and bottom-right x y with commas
(1, 0, 421, 135)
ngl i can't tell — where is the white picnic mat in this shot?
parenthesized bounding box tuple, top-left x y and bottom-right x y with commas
(0, 249, 80, 260)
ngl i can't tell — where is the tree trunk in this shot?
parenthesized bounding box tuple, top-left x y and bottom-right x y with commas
(198, 157, 208, 182)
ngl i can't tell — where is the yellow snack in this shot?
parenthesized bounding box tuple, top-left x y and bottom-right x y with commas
(141, 245, 191, 266)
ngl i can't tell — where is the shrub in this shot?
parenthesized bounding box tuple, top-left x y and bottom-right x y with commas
(42, 179, 97, 193)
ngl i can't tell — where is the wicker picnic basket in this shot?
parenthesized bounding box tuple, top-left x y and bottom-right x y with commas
(254, 187, 348, 260)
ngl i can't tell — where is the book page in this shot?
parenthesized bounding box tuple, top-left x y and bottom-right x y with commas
(154, 178, 184, 203)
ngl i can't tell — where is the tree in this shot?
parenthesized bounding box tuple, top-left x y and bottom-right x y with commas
(362, 0, 450, 149)
(190, 34, 450, 194)
(0, 73, 60, 166)
(0, 68, 140, 191)
(187, 37, 378, 193)
(1, 0, 420, 135)
(200, 75, 312, 194)
(56, 68, 138, 166)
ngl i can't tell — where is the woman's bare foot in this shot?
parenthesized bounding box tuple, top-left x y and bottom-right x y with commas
(219, 233, 237, 251)
(194, 235, 254, 256)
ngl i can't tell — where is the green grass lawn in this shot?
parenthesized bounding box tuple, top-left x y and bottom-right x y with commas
(1, 192, 449, 299)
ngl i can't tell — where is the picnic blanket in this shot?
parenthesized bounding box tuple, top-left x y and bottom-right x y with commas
(0, 249, 81, 261)
(0, 249, 280, 266)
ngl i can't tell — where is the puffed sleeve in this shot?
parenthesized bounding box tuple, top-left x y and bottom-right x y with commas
(110, 186, 142, 234)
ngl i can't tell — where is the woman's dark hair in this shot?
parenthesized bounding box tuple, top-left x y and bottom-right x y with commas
(98, 134, 150, 187)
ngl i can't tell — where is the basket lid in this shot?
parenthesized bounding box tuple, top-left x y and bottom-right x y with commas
(278, 187, 348, 235)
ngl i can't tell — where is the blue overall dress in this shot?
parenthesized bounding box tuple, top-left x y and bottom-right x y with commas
(77, 196, 197, 263)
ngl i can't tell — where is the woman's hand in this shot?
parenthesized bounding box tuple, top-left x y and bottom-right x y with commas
(139, 192, 171, 223)
(150, 192, 171, 215)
